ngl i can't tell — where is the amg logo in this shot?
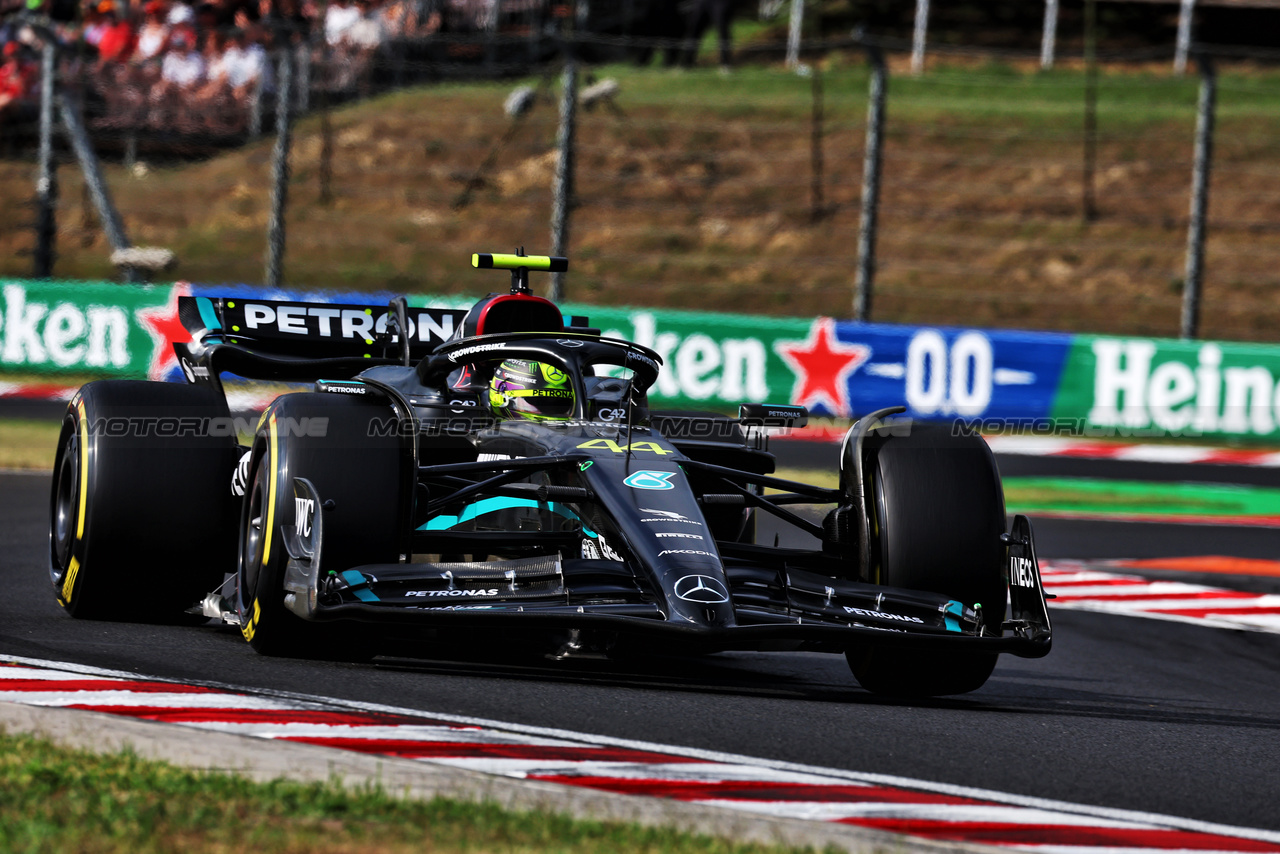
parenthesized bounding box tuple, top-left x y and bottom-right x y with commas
(843, 607, 924, 623)
(406, 588, 499, 598)
(1010, 556, 1037, 589)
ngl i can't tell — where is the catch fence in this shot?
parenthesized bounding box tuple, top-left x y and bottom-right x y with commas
(3, 9, 1280, 343)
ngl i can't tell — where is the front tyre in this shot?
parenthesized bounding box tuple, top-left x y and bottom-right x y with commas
(49, 381, 240, 620)
(847, 423, 1006, 697)
(237, 393, 405, 657)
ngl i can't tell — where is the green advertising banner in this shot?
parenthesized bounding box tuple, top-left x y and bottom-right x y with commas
(0, 279, 182, 380)
(560, 302, 813, 411)
(13, 277, 1280, 442)
(1052, 334, 1280, 441)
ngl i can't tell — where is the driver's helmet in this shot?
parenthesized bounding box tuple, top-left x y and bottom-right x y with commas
(488, 359, 575, 422)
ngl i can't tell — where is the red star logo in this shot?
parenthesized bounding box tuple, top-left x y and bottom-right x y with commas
(136, 282, 193, 381)
(773, 318, 870, 416)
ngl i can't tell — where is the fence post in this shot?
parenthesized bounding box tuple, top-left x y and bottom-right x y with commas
(1040, 0, 1059, 70)
(854, 46, 886, 322)
(549, 54, 577, 301)
(296, 42, 311, 113)
(1083, 0, 1098, 223)
(785, 0, 803, 70)
(34, 40, 58, 278)
(1182, 53, 1215, 340)
(248, 70, 264, 140)
(265, 50, 294, 290)
(1174, 0, 1195, 75)
(810, 66, 824, 223)
(57, 92, 132, 261)
(910, 0, 929, 75)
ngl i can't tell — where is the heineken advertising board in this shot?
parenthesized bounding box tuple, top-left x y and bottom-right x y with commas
(5, 278, 1280, 442)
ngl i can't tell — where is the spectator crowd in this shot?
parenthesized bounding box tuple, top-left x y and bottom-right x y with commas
(0, 0, 458, 139)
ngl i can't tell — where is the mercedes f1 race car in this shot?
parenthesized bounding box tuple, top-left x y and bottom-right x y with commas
(48, 252, 1051, 697)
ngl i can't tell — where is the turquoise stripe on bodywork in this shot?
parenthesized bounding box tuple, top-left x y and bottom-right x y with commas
(943, 600, 964, 632)
(196, 296, 222, 331)
(420, 496, 596, 537)
(342, 569, 380, 602)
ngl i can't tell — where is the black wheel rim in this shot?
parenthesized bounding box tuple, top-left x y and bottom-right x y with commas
(238, 457, 267, 605)
(51, 428, 78, 576)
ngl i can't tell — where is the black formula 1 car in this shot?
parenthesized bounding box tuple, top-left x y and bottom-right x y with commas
(48, 252, 1051, 697)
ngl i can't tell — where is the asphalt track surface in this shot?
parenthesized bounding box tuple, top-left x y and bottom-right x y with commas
(3, 444, 1280, 834)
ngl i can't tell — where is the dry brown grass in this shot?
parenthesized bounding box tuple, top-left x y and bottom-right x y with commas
(4, 58, 1280, 341)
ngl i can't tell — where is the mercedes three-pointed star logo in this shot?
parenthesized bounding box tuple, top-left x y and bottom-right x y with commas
(674, 574, 729, 604)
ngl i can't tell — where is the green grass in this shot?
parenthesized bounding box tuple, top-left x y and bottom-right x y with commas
(0, 420, 62, 470)
(1003, 476, 1280, 518)
(0, 730, 828, 854)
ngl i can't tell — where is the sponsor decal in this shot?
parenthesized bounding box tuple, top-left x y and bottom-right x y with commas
(594, 408, 626, 421)
(449, 342, 509, 362)
(406, 588, 500, 598)
(655, 532, 704, 540)
(659, 549, 717, 559)
(179, 357, 209, 382)
(578, 439, 673, 455)
(843, 606, 924, 624)
(230, 450, 252, 497)
(623, 470, 676, 490)
(582, 534, 624, 562)
(324, 383, 366, 394)
(625, 350, 661, 376)
(639, 508, 699, 524)
(674, 574, 730, 604)
(556, 339, 585, 348)
(1010, 556, 1037, 589)
(234, 302, 458, 345)
(422, 605, 496, 611)
(294, 497, 315, 538)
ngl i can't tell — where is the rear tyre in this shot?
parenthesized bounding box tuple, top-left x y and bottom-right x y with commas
(48, 380, 240, 620)
(236, 393, 405, 658)
(846, 423, 1006, 697)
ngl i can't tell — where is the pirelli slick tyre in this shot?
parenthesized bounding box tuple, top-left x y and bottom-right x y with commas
(847, 423, 1006, 697)
(49, 380, 240, 620)
(236, 393, 404, 657)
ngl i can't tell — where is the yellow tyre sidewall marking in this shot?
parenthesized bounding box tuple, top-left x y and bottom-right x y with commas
(243, 413, 279, 642)
(61, 557, 80, 605)
(75, 401, 88, 541)
(262, 413, 279, 568)
(60, 402, 90, 606)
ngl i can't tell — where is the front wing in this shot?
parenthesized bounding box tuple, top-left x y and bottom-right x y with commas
(274, 477, 1052, 658)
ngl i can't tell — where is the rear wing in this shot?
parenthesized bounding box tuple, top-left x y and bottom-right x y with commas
(179, 296, 467, 361)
